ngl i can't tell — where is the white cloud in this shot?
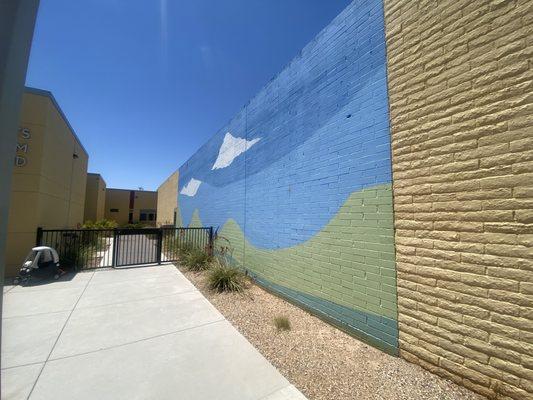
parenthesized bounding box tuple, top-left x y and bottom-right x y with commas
(212, 132, 261, 170)
(180, 178, 202, 197)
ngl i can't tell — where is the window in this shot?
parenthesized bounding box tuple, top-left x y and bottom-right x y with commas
(110, 208, 119, 213)
(140, 209, 156, 223)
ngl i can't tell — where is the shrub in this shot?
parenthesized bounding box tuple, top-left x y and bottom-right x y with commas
(184, 248, 212, 271)
(62, 242, 99, 269)
(161, 232, 181, 257)
(82, 219, 117, 229)
(162, 239, 178, 258)
(120, 222, 146, 229)
(162, 238, 198, 262)
(82, 220, 94, 229)
(273, 316, 291, 332)
(178, 241, 194, 258)
(208, 264, 245, 293)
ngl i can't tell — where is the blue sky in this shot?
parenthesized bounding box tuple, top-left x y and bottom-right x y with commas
(26, 0, 351, 190)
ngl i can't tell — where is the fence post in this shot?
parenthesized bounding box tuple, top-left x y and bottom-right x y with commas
(156, 228, 163, 265)
(35, 227, 43, 246)
(112, 229, 118, 267)
(208, 227, 214, 257)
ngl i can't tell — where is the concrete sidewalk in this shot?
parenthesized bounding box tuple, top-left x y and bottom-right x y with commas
(2, 264, 306, 400)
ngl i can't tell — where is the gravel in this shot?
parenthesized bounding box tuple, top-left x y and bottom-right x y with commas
(180, 267, 484, 400)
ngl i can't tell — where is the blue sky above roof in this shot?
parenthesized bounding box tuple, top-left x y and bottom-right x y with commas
(26, 0, 351, 190)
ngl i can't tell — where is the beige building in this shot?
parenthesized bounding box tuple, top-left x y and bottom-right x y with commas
(6, 87, 89, 276)
(83, 173, 106, 222)
(104, 188, 157, 226)
(156, 170, 178, 227)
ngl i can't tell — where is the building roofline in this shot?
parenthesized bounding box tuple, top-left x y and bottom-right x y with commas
(88, 172, 107, 186)
(24, 86, 89, 156)
(157, 169, 179, 191)
(106, 187, 157, 194)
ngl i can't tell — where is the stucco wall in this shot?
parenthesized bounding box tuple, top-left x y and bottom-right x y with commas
(105, 189, 158, 226)
(157, 170, 178, 226)
(384, 0, 533, 398)
(178, 0, 398, 354)
(95, 175, 106, 221)
(6, 89, 88, 276)
(39, 93, 88, 228)
(84, 173, 106, 222)
(105, 189, 130, 225)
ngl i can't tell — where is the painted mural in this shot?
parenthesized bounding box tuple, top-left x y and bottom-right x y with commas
(178, 0, 398, 354)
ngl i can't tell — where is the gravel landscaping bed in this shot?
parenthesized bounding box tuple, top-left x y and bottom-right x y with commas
(179, 266, 483, 400)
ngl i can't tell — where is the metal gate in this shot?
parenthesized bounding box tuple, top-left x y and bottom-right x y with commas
(114, 228, 161, 267)
(36, 227, 213, 270)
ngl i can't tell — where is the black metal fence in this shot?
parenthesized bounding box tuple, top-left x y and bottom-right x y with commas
(36, 227, 213, 270)
(161, 227, 213, 262)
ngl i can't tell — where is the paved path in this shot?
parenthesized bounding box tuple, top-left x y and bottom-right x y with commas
(2, 264, 305, 400)
(115, 234, 159, 266)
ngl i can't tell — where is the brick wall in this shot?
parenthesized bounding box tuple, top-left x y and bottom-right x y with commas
(384, 0, 533, 398)
(157, 170, 179, 227)
(178, 0, 399, 354)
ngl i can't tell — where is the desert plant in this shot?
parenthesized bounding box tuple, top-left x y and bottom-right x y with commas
(162, 237, 178, 257)
(184, 248, 212, 271)
(207, 263, 245, 292)
(213, 235, 234, 265)
(178, 241, 195, 258)
(273, 316, 291, 332)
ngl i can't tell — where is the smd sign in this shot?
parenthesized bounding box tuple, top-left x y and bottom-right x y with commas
(15, 127, 31, 167)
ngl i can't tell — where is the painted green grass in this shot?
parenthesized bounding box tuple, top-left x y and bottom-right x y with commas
(186, 184, 397, 321)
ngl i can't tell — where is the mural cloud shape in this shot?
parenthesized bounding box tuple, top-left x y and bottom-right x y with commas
(212, 132, 261, 170)
(180, 178, 202, 197)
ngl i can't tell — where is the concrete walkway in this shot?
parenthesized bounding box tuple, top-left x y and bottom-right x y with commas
(2, 264, 306, 400)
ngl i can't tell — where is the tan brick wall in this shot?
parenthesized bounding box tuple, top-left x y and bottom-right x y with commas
(384, 1, 533, 399)
(156, 170, 178, 227)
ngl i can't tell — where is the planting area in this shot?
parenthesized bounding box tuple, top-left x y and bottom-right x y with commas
(181, 267, 483, 400)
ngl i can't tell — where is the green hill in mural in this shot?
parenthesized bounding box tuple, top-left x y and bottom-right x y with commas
(186, 183, 398, 353)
